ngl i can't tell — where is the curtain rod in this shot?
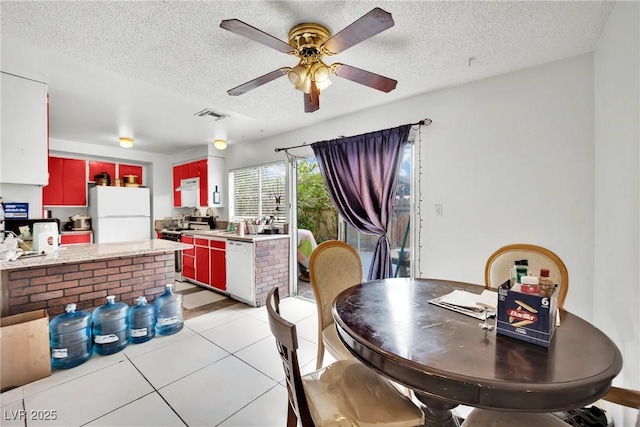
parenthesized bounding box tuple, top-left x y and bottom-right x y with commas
(274, 118, 432, 153)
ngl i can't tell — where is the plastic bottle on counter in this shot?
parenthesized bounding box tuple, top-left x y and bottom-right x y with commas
(538, 269, 555, 297)
(128, 296, 156, 344)
(49, 303, 93, 369)
(520, 275, 540, 294)
(154, 284, 184, 336)
(513, 260, 529, 284)
(92, 295, 129, 355)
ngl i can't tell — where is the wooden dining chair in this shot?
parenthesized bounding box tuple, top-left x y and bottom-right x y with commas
(485, 243, 569, 308)
(266, 287, 424, 427)
(308, 240, 362, 369)
(460, 386, 639, 427)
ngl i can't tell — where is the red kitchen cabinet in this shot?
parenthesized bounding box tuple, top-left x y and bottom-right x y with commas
(119, 164, 143, 186)
(197, 159, 209, 207)
(88, 161, 116, 182)
(43, 156, 87, 206)
(60, 232, 92, 245)
(188, 162, 199, 179)
(43, 157, 63, 206)
(181, 235, 195, 280)
(173, 163, 189, 207)
(173, 159, 210, 207)
(209, 239, 226, 291)
(195, 238, 210, 286)
(183, 255, 195, 280)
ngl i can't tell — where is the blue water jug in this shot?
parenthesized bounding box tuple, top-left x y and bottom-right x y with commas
(128, 296, 156, 344)
(49, 303, 93, 369)
(92, 295, 129, 355)
(155, 284, 184, 336)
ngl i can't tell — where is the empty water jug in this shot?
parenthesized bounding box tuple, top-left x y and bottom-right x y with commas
(128, 296, 156, 344)
(92, 295, 129, 355)
(155, 284, 184, 336)
(49, 303, 93, 369)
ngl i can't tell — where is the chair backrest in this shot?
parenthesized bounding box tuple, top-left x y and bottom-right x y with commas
(309, 240, 363, 332)
(266, 287, 314, 427)
(485, 243, 569, 308)
(604, 386, 640, 409)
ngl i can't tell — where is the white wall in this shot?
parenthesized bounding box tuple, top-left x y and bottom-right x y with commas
(228, 54, 596, 319)
(228, 47, 639, 422)
(594, 1, 640, 422)
(0, 183, 43, 218)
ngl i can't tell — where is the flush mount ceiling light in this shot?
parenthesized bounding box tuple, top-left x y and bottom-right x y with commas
(119, 137, 134, 148)
(214, 139, 227, 150)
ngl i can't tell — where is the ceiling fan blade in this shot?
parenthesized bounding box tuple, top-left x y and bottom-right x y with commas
(333, 63, 397, 93)
(228, 68, 289, 96)
(220, 19, 295, 54)
(322, 8, 394, 55)
(304, 81, 320, 113)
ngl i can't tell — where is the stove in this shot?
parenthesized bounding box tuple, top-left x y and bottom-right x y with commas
(159, 228, 192, 241)
(159, 228, 193, 281)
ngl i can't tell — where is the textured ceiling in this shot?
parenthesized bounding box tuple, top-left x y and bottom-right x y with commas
(1, 1, 615, 154)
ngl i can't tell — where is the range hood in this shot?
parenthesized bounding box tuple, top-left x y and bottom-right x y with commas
(176, 178, 199, 191)
(176, 178, 199, 208)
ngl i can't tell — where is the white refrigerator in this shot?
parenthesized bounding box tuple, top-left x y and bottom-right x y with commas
(88, 186, 151, 243)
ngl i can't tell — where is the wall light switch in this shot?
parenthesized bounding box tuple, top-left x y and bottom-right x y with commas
(435, 204, 443, 216)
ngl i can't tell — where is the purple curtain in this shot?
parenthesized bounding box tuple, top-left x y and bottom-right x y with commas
(311, 125, 410, 280)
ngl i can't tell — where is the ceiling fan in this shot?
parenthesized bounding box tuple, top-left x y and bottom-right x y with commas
(220, 7, 398, 113)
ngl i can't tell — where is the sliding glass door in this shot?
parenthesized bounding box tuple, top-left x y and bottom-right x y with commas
(341, 142, 414, 278)
(292, 141, 414, 298)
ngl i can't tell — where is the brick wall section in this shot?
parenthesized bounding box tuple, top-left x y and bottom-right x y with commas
(254, 237, 290, 307)
(6, 253, 175, 316)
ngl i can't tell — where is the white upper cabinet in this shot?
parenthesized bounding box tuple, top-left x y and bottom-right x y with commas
(1, 72, 48, 185)
(208, 155, 225, 208)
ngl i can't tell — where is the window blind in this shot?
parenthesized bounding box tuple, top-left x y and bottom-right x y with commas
(229, 162, 286, 222)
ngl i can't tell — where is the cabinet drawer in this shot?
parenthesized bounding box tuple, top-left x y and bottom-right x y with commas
(195, 238, 209, 247)
(182, 254, 195, 269)
(210, 240, 226, 250)
(181, 236, 195, 256)
(60, 233, 92, 245)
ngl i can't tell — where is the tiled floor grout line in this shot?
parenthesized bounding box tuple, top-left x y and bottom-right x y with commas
(2, 292, 319, 427)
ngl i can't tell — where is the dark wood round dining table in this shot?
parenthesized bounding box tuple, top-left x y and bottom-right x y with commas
(332, 278, 623, 427)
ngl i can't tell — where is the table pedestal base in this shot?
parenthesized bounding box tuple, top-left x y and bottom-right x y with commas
(414, 391, 461, 427)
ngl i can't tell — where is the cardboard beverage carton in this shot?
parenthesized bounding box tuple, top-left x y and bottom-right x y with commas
(496, 281, 558, 347)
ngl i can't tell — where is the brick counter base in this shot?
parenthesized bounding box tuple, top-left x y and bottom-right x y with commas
(254, 238, 290, 307)
(3, 253, 176, 316)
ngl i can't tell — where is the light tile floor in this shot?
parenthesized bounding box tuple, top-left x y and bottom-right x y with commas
(0, 292, 330, 427)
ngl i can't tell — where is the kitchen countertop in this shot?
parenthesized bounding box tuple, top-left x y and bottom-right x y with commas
(181, 229, 291, 243)
(0, 239, 191, 271)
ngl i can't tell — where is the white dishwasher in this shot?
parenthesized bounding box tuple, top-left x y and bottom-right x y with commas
(225, 240, 256, 306)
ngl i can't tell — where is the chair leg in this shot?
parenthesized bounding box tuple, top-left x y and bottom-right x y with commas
(286, 403, 297, 427)
(315, 338, 325, 370)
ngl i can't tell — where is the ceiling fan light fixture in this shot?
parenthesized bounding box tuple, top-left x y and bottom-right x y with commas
(214, 139, 227, 150)
(316, 78, 332, 92)
(311, 62, 330, 83)
(119, 137, 134, 148)
(287, 64, 308, 90)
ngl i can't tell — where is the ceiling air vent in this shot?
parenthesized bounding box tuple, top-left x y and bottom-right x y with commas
(194, 109, 228, 121)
